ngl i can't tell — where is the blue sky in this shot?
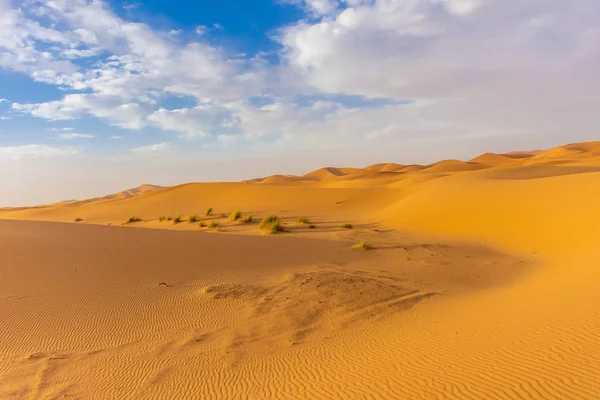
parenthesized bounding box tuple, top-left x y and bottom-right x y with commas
(1, 0, 599, 206)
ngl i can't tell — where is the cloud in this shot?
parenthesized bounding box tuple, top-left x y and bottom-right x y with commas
(0, 116, 11, 120)
(0, 144, 78, 160)
(195, 25, 208, 36)
(51, 127, 75, 132)
(109, 135, 124, 140)
(58, 133, 95, 140)
(130, 142, 172, 153)
(0, 98, 7, 103)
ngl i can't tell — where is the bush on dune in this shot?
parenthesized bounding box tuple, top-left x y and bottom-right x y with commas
(188, 214, 199, 223)
(172, 215, 183, 224)
(206, 207, 213, 216)
(126, 216, 142, 224)
(341, 223, 353, 229)
(229, 210, 242, 222)
(352, 241, 372, 251)
(297, 216, 310, 224)
(259, 214, 284, 234)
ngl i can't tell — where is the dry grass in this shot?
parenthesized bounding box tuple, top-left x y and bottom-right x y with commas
(159, 216, 169, 222)
(208, 221, 220, 229)
(73, 217, 83, 222)
(308, 224, 316, 229)
(297, 216, 311, 224)
(352, 241, 372, 251)
(341, 223, 354, 229)
(240, 215, 253, 224)
(172, 215, 183, 224)
(259, 214, 284, 234)
(126, 216, 142, 224)
(229, 210, 242, 222)
(188, 214, 199, 223)
(206, 207, 213, 216)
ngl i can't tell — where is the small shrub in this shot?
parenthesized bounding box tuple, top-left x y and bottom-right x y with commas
(167, 216, 174, 221)
(172, 215, 183, 224)
(126, 216, 142, 224)
(308, 224, 316, 229)
(199, 222, 207, 227)
(206, 207, 213, 216)
(188, 214, 199, 223)
(74, 217, 83, 222)
(352, 241, 372, 251)
(341, 223, 353, 229)
(229, 210, 242, 222)
(221, 213, 227, 218)
(240, 215, 253, 224)
(159, 216, 169, 222)
(259, 214, 284, 234)
(297, 216, 310, 224)
(208, 221, 220, 229)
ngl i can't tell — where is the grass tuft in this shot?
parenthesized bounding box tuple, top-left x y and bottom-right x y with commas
(240, 215, 253, 224)
(159, 216, 169, 222)
(297, 216, 311, 224)
(199, 222, 207, 228)
(206, 207, 213, 216)
(208, 221, 220, 229)
(126, 216, 142, 224)
(259, 214, 284, 234)
(172, 215, 183, 224)
(341, 223, 353, 229)
(308, 224, 316, 229)
(73, 217, 83, 222)
(229, 210, 242, 222)
(188, 214, 199, 223)
(352, 241, 372, 251)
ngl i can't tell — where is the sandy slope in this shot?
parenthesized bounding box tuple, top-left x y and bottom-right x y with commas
(1, 141, 600, 399)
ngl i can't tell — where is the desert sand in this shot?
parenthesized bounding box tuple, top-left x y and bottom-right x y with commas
(1, 141, 600, 399)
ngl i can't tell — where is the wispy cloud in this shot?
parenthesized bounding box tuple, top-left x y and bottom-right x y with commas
(58, 133, 95, 140)
(109, 135, 124, 140)
(130, 142, 172, 153)
(0, 145, 78, 160)
(51, 127, 75, 132)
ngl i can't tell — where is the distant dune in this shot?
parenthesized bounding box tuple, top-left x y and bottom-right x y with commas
(2, 141, 600, 399)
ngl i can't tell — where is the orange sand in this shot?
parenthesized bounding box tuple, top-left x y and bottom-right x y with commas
(1, 141, 599, 399)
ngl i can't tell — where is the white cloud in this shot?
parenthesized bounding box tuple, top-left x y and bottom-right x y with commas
(0, 144, 78, 160)
(58, 133, 95, 140)
(195, 25, 208, 35)
(109, 135, 124, 140)
(0, 98, 7, 103)
(51, 127, 75, 132)
(130, 142, 172, 153)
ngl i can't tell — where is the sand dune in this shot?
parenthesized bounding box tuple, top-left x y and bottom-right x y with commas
(2, 141, 600, 399)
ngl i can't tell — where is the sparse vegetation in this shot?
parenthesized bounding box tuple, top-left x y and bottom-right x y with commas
(297, 216, 311, 224)
(352, 241, 372, 251)
(229, 210, 242, 222)
(199, 222, 207, 227)
(341, 223, 354, 229)
(259, 214, 284, 234)
(172, 215, 183, 224)
(221, 213, 227, 218)
(159, 216, 169, 222)
(240, 215, 253, 224)
(188, 214, 199, 223)
(308, 224, 316, 229)
(74, 217, 83, 222)
(208, 221, 220, 229)
(126, 216, 142, 224)
(206, 207, 213, 216)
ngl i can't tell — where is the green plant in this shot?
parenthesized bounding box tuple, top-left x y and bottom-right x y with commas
(341, 223, 353, 229)
(199, 222, 207, 227)
(172, 215, 183, 224)
(73, 217, 83, 222)
(159, 216, 169, 222)
(259, 214, 284, 234)
(208, 221, 220, 229)
(297, 216, 310, 224)
(126, 216, 142, 224)
(308, 224, 316, 229)
(188, 214, 199, 223)
(206, 207, 213, 216)
(240, 215, 253, 224)
(229, 210, 242, 222)
(352, 241, 372, 251)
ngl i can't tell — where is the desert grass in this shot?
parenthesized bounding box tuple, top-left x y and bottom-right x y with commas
(73, 217, 83, 222)
(259, 214, 284, 234)
(208, 221, 220, 229)
(229, 210, 242, 222)
(206, 207, 213, 216)
(126, 216, 142, 224)
(308, 224, 316, 229)
(297, 216, 311, 224)
(172, 215, 184, 224)
(341, 223, 354, 229)
(188, 214, 199, 223)
(199, 222, 207, 228)
(159, 216, 169, 222)
(352, 241, 372, 251)
(240, 215, 253, 224)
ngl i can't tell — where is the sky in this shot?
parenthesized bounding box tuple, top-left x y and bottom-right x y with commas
(1, 0, 599, 206)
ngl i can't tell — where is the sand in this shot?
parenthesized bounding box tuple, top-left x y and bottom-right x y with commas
(1, 141, 600, 399)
